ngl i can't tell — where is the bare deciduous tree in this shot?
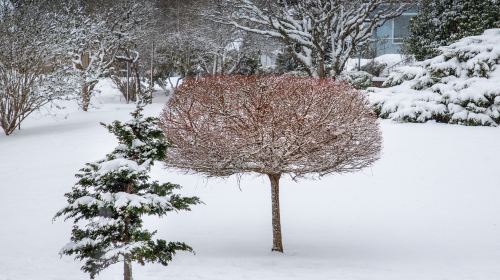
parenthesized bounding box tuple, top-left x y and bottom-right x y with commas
(65, 0, 155, 111)
(161, 76, 382, 252)
(0, 0, 70, 135)
(151, 0, 271, 90)
(215, 0, 412, 77)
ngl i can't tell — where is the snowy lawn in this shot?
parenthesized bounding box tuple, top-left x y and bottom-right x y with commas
(1, 84, 500, 280)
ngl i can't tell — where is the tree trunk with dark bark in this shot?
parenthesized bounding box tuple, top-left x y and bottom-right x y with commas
(80, 52, 91, 112)
(124, 182, 134, 280)
(82, 84, 91, 112)
(268, 173, 283, 253)
(317, 52, 326, 79)
(124, 257, 132, 280)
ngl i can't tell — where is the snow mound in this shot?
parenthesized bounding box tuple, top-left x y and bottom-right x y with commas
(369, 29, 500, 126)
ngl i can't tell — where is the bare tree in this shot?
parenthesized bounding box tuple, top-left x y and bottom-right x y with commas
(111, 50, 142, 102)
(0, 0, 71, 135)
(65, 0, 155, 111)
(134, 0, 206, 92)
(161, 76, 382, 252)
(215, 0, 412, 77)
(151, 0, 269, 90)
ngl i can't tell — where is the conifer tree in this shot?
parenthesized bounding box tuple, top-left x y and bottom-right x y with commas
(404, 0, 500, 61)
(54, 100, 200, 280)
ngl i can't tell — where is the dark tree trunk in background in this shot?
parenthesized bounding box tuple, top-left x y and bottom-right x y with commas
(268, 173, 284, 253)
(318, 57, 326, 78)
(81, 52, 92, 112)
(82, 84, 91, 112)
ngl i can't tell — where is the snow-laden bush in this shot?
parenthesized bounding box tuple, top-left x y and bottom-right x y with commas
(340, 71, 373, 89)
(282, 70, 310, 77)
(360, 61, 387, 77)
(370, 29, 500, 126)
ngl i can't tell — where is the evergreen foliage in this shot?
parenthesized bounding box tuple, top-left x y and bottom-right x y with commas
(54, 101, 200, 279)
(404, 0, 500, 61)
(371, 29, 500, 126)
(339, 71, 374, 89)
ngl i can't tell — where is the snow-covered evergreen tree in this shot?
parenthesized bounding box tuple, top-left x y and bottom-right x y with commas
(404, 0, 500, 61)
(370, 29, 500, 126)
(54, 100, 200, 280)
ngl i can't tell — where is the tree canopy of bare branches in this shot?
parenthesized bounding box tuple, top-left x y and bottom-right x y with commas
(161, 75, 382, 252)
(151, 0, 269, 89)
(216, 0, 412, 77)
(63, 0, 155, 111)
(0, 0, 70, 135)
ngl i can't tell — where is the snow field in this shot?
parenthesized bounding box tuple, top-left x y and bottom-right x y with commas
(1, 81, 500, 279)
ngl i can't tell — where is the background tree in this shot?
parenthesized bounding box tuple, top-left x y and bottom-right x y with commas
(161, 76, 382, 252)
(64, 0, 156, 111)
(55, 101, 200, 280)
(0, 0, 71, 135)
(215, 0, 411, 77)
(143, 0, 210, 91)
(403, 0, 500, 61)
(151, 0, 266, 90)
(112, 48, 148, 103)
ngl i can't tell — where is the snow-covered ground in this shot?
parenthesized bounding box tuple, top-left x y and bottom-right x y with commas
(1, 81, 500, 280)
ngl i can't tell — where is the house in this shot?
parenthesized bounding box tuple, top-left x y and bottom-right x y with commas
(374, 6, 419, 55)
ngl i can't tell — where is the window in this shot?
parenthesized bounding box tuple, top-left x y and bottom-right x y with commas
(392, 13, 417, 44)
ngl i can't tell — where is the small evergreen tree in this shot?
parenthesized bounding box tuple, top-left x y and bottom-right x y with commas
(54, 100, 200, 280)
(404, 0, 500, 61)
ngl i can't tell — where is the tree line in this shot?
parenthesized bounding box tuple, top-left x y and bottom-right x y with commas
(0, 0, 414, 135)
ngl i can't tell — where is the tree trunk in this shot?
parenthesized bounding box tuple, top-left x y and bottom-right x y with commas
(124, 182, 134, 280)
(318, 55, 326, 79)
(82, 84, 90, 112)
(124, 257, 132, 280)
(81, 52, 91, 112)
(268, 173, 283, 253)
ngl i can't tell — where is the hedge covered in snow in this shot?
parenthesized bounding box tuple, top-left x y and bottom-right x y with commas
(339, 71, 373, 89)
(369, 29, 500, 126)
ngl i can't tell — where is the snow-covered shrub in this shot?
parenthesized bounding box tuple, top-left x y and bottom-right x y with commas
(360, 61, 387, 77)
(282, 70, 310, 77)
(403, 0, 500, 61)
(340, 71, 373, 89)
(370, 29, 500, 126)
(258, 65, 277, 75)
(382, 66, 427, 87)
